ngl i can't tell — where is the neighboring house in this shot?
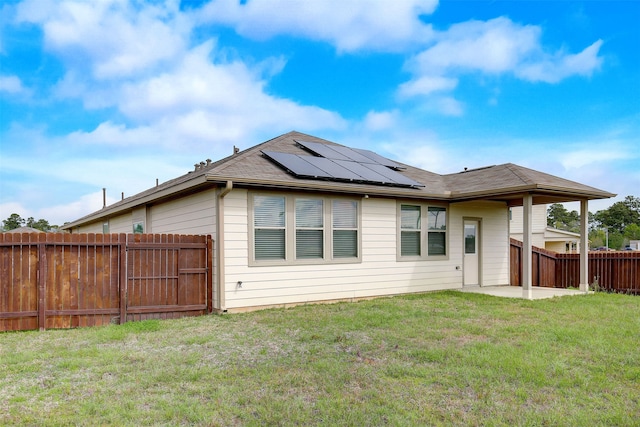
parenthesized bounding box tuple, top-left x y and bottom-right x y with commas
(510, 205, 581, 253)
(62, 131, 614, 311)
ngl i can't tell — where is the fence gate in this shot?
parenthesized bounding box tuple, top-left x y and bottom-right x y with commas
(125, 234, 209, 322)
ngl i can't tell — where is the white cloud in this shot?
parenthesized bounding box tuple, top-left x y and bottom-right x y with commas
(560, 145, 630, 170)
(397, 75, 458, 98)
(516, 40, 603, 83)
(197, 0, 438, 52)
(362, 110, 398, 132)
(410, 18, 540, 74)
(16, 0, 189, 79)
(0, 75, 28, 94)
(400, 17, 604, 105)
(14, 2, 346, 150)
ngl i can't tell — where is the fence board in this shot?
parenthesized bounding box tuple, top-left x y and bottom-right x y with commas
(1, 233, 211, 332)
(511, 238, 640, 294)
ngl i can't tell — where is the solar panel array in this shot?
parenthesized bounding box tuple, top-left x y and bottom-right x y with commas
(261, 141, 423, 188)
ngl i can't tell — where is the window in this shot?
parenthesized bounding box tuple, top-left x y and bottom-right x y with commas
(254, 195, 286, 260)
(133, 221, 144, 234)
(398, 203, 447, 259)
(102, 221, 109, 234)
(333, 200, 358, 258)
(428, 207, 446, 256)
(400, 205, 421, 256)
(251, 193, 360, 264)
(295, 198, 323, 259)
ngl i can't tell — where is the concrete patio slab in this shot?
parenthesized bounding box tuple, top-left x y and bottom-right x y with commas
(459, 286, 589, 300)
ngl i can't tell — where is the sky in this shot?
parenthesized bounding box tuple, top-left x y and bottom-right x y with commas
(1, 0, 639, 227)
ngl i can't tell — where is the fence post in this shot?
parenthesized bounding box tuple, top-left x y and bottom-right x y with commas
(119, 233, 127, 324)
(37, 236, 46, 331)
(207, 235, 213, 314)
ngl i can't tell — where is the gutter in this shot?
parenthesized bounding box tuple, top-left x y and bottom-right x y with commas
(215, 180, 233, 312)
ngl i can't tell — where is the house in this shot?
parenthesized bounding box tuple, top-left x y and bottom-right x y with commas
(510, 205, 581, 253)
(62, 131, 615, 311)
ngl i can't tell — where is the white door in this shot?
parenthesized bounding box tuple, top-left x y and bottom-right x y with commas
(464, 220, 480, 286)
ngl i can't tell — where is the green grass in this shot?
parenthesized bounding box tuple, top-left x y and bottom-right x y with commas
(1, 291, 639, 426)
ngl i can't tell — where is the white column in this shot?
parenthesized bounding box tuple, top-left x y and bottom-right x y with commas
(522, 194, 533, 299)
(579, 199, 589, 292)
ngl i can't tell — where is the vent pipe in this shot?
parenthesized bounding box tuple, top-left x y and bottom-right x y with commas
(102, 188, 106, 208)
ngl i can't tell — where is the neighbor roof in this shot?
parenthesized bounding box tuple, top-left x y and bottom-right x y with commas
(62, 131, 615, 229)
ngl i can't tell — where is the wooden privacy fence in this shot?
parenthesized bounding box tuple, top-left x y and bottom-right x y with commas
(1, 233, 213, 332)
(510, 238, 640, 294)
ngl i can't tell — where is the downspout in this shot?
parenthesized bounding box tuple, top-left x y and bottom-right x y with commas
(216, 180, 233, 312)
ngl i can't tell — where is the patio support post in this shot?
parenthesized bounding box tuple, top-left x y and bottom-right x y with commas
(522, 194, 533, 299)
(579, 199, 589, 292)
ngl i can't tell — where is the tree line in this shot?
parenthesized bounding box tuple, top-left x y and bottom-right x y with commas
(547, 196, 640, 250)
(1, 213, 59, 233)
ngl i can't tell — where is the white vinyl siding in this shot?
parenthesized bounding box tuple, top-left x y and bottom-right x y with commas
(107, 214, 133, 233)
(150, 189, 216, 235)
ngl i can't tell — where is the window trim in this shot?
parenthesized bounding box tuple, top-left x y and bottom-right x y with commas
(249, 191, 362, 266)
(396, 201, 449, 261)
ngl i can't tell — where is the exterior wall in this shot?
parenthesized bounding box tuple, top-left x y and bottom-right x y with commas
(150, 189, 217, 235)
(76, 213, 133, 234)
(73, 189, 217, 236)
(75, 221, 105, 234)
(109, 213, 134, 233)
(221, 190, 510, 311)
(545, 241, 567, 253)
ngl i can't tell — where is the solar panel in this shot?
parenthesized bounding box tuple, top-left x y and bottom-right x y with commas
(295, 140, 352, 161)
(296, 139, 405, 169)
(263, 143, 424, 188)
(364, 163, 424, 187)
(352, 148, 405, 170)
(261, 151, 332, 179)
(306, 157, 362, 180)
(333, 160, 390, 184)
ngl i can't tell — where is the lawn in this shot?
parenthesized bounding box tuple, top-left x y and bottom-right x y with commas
(1, 291, 639, 426)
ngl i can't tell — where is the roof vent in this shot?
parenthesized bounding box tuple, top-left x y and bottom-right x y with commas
(233, 146, 240, 155)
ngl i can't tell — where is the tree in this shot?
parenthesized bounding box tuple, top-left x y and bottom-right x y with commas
(2, 213, 25, 230)
(26, 217, 52, 232)
(547, 203, 580, 232)
(593, 196, 640, 234)
(624, 223, 640, 241)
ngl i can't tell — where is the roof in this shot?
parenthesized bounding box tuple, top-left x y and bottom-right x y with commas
(4, 226, 45, 233)
(62, 131, 615, 229)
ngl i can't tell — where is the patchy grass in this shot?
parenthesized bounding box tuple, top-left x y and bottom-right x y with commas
(1, 291, 639, 426)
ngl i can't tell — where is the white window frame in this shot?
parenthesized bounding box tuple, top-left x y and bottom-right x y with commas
(397, 202, 449, 261)
(249, 192, 362, 266)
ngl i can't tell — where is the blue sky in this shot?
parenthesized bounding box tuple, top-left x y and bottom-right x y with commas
(1, 0, 638, 226)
